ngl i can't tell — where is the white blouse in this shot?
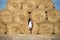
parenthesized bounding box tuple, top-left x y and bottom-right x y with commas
(28, 21, 32, 29)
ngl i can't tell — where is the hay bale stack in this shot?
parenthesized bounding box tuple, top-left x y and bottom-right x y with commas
(38, 0, 54, 13)
(54, 21, 60, 35)
(12, 10, 29, 24)
(38, 21, 54, 35)
(22, 0, 37, 12)
(0, 0, 60, 36)
(7, 0, 22, 12)
(0, 22, 7, 35)
(7, 22, 23, 35)
(31, 9, 46, 23)
(48, 9, 60, 23)
(32, 22, 39, 34)
(22, 24, 30, 34)
(0, 10, 13, 24)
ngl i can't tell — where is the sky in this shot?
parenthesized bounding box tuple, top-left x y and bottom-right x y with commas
(0, 0, 60, 11)
(0, 0, 7, 10)
(52, 0, 60, 11)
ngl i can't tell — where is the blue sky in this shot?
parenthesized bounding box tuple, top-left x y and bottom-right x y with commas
(52, 0, 60, 11)
(0, 0, 7, 10)
(0, 0, 60, 11)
